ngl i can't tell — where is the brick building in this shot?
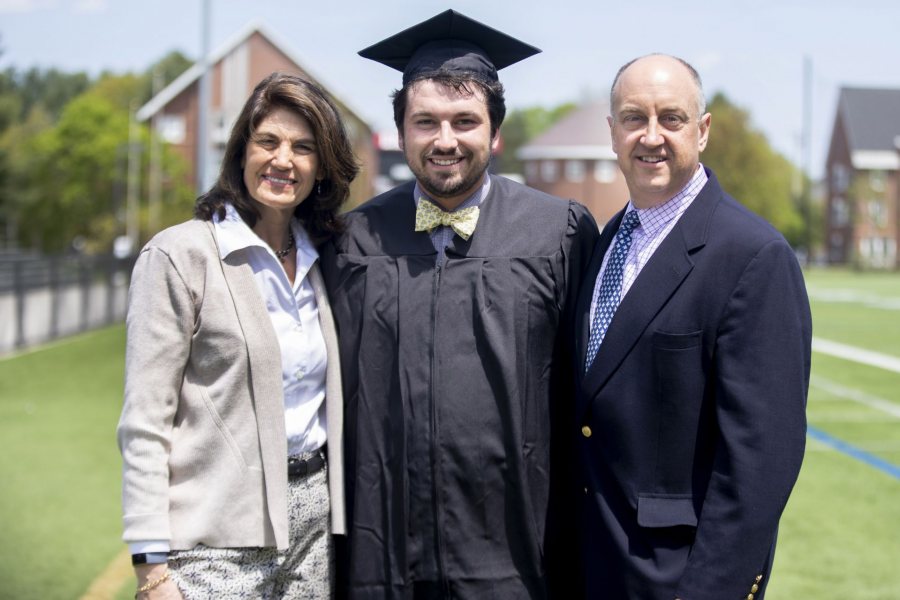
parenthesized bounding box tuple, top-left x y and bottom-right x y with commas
(136, 20, 375, 210)
(517, 101, 628, 226)
(825, 87, 900, 268)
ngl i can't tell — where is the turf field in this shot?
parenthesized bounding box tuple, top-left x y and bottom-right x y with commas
(767, 268, 900, 599)
(0, 267, 897, 598)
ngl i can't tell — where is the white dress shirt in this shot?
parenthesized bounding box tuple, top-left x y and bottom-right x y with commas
(215, 202, 328, 456)
(589, 165, 708, 325)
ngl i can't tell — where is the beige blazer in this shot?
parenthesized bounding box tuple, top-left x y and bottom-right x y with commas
(117, 219, 345, 551)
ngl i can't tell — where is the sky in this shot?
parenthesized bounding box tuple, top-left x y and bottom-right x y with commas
(1, 0, 899, 179)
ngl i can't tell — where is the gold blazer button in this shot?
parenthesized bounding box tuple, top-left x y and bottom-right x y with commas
(581, 425, 592, 438)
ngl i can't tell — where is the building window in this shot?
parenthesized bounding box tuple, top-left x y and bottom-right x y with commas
(525, 161, 538, 182)
(541, 160, 558, 182)
(868, 199, 887, 229)
(831, 196, 849, 227)
(869, 170, 886, 192)
(594, 160, 617, 183)
(859, 238, 873, 262)
(831, 164, 849, 193)
(829, 232, 844, 261)
(565, 160, 585, 182)
(157, 114, 186, 144)
(859, 237, 895, 268)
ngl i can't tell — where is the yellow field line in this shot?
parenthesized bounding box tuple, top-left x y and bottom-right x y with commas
(79, 547, 132, 600)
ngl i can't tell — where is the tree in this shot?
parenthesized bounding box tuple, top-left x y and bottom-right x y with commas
(495, 103, 577, 174)
(11, 77, 194, 253)
(703, 92, 805, 245)
(0, 51, 200, 253)
(138, 50, 193, 104)
(14, 67, 91, 122)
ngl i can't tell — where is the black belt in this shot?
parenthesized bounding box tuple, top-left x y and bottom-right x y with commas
(288, 445, 326, 479)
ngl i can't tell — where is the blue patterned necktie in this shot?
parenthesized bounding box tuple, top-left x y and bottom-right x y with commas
(584, 210, 641, 372)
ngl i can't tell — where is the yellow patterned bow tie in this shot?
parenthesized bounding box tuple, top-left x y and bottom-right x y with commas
(414, 198, 480, 241)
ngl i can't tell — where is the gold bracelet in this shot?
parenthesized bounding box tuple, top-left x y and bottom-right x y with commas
(135, 569, 169, 596)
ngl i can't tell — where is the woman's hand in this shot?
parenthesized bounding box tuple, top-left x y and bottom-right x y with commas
(134, 563, 184, 599)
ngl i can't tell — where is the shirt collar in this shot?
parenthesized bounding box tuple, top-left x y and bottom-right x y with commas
(213, 203, 318, 269)
(627, 164, 708, 235)
(413, 173, 491, 212)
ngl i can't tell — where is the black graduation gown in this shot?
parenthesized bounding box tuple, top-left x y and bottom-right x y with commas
(322, 175, 598, 599)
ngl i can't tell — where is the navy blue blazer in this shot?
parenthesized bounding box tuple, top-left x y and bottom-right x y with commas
(574, 168, 811, 600)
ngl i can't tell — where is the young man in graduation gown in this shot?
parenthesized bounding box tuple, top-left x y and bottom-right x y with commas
(321, 10, 598, 599)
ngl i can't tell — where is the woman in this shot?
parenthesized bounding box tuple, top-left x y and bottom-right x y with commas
(117, 72, 358, 599)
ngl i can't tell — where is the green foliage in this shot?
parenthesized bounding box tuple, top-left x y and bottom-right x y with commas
(16, 91, 132, 252)
(496, 103, 577, 174)
(0, 87, 21, 132)
(92, 72, 146, 112)
(7, 66, 92, 123)
(0, 106, 54, 245)
(0, 63, 195, 253)
(703, 92, 806, 245)
(138, 50, 193, 104)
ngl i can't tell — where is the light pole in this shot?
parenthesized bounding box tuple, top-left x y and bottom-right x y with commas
(196, 0, 212, 196)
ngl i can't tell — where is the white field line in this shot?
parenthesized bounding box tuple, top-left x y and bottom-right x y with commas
(810, 374, 900, 419)
(806, 288, 900, 310)
(812, 337, 900, 375)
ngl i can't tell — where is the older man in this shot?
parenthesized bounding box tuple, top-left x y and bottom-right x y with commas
(574, 54, 811, 599)
(322, 10, 598, 599)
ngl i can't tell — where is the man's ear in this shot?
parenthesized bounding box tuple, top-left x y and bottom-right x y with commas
(698, 112, 711, 152)
(607, 115, 618, 154)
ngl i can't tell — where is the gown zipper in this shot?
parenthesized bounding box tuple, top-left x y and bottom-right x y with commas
(429, 260, 450, 595)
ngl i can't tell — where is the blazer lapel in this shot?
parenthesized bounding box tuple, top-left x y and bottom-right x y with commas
(216, 228, 289, 542)
(580, 171, 721, 411)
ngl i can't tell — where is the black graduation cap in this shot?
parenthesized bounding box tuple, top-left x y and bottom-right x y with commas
(358, 9, 541, 86)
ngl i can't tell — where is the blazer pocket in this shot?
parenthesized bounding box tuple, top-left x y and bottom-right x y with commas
(652, 330, 702, 350)
(636, 494, 698, 528)
(197, 386, 249, 471)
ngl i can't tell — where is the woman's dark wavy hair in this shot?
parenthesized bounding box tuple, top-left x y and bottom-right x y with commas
(391, 71, 506, 137)
(195, 72, 359, 242)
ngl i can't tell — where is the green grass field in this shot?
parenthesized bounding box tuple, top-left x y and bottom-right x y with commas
(0, 326, 128, 600)
(767, 268, 900, 599)
(0, 267, 898, 598)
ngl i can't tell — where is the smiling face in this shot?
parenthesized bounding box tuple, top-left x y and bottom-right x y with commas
(399, 79, 499, 210)
(608, 55, 710, 209)
(242, 106, 321, 220)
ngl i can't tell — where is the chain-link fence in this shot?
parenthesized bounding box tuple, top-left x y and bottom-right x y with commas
(0, 253, 136, 354)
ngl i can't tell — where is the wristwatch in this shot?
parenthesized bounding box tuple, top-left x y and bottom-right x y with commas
(131, 552, 169, 565)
